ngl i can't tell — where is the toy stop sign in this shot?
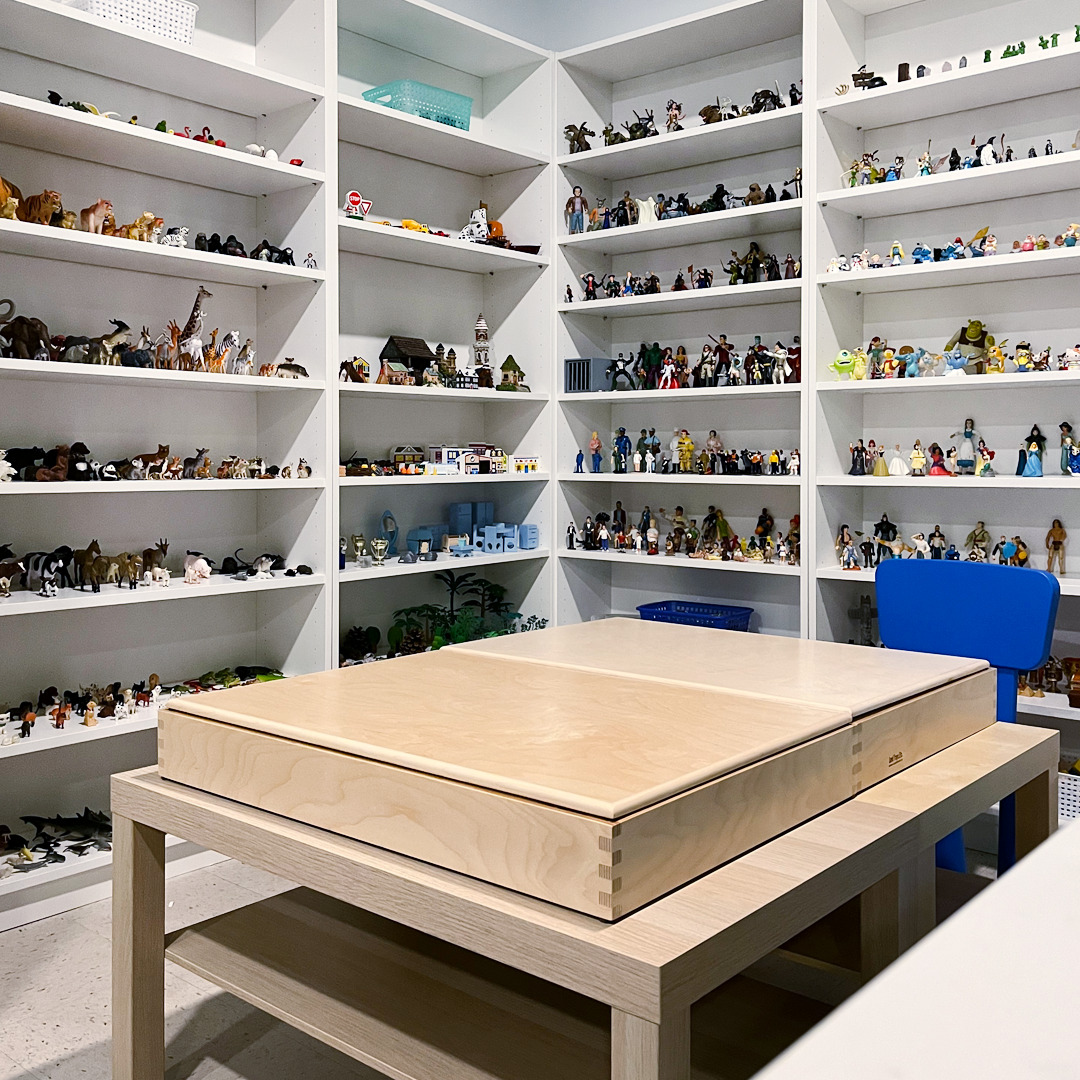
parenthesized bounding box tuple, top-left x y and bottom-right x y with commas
(344, 190, 372, 217)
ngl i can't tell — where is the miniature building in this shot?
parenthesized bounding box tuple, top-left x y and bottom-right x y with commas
(497, 354, 529, 392)
(379, 335, 438, 383)
(509, 455, 540, 473)
(376, 357, 412, 385)
(563, 357, 612, 393)
(449, 367, 477, 390)
(473, 314, 494, 388)
(392, 445, 426, 466)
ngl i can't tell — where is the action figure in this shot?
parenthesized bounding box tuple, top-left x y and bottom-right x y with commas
(964, 521, 992, 560)
(677, 430, 694, 473)
(566, 522, 578, 549)
(849, 438, 872, 475)
(836, 524, 859, 569)
(874, 514, 898, 564)
(611, 427, 632, 473)
(574, 449, 584, 473)
(588, 431, 602, 473)
(565, 186, 588, 234)
(580, 272, 599, 301)
(928, 526, 947, 559)
(665, 99, 684, 133)
(607, 353, 637, 391)
(910, 439, 927, 475)
(1046, 519, 1067, 575)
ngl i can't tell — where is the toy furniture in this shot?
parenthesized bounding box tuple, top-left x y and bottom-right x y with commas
(876, 560, 1060, 873)
(114, 719, 1056, 1080)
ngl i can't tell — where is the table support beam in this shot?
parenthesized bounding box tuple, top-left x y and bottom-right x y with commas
(612, 1008, 690, 1080)
(1015, 768, 1057, 860)
(860, 846, 936, 982)
(112, 814, 166, 1080)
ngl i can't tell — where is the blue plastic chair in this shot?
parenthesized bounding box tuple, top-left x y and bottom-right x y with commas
(875, 559, 1060, 873)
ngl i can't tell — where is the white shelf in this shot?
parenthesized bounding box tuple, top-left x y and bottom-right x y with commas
(819, 152, 1080, 219)
(561, 383, 801, 403)
(818, 43, 1080, 130)
(0, 357, 326, 393)
(340, 473, 549, 487)
(338, 94, 547, 176)
(557, 0, 802, 81)
(0, 573, 325, 619)
(338, 217, 547, 273)
(0, 0, 325, 115)
(816, 248, 1080, 294)
(560, 548, 801, 576)
(817, 372, 1080, 395)
(0, 479, 323, 495)
(0, 219, 325, 288)
(339, 548, 549, 583)
(559, 202, 803, 256)
(557, 109, 803, 181)
(1, 707, 160, 760)
(1016, 693, 1080, 722)
(339, 0, 548, 79)
(818, 475, 1080, 490)
(559, 280, 801, 317)
(560, 472, 800, 486)
(817, 565, 1080, 597)
(341, 383, 547, 403)
(0, 91, 325, 197)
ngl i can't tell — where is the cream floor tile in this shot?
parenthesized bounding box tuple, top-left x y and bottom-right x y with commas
(211, 859, 295, 899)
(0, 1047, 47, 1079)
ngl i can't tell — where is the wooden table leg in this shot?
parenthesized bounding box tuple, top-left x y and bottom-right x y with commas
(612, 1009, 690, 1080)
(1014, 768, 1057, 860)
(112, 814, 166, 1080)
(860, 847, 935, 982)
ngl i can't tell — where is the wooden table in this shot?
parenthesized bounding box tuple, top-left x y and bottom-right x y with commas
(112, 722, 1058, 1080)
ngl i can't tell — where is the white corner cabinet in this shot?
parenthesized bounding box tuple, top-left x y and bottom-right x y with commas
(3, 0, 1080, 926)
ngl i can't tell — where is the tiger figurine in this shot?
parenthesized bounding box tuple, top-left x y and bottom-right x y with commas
(17, 190, 63, 226)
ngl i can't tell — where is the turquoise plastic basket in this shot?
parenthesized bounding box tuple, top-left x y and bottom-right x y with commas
(362, 79, 472, 131)
(637, 600, 753, 631)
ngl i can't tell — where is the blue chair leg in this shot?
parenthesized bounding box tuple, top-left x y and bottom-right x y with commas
(936, 830, 967, 873)
(997, 668, 1019, 873)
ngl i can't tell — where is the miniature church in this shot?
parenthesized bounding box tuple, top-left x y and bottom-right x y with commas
(473, 313, 494, 388)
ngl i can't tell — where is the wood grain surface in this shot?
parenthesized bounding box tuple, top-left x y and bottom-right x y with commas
(458, 619, 987, 716)
(164, 649, 850, 818)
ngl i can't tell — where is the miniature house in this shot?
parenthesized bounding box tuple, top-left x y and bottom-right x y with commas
(497, 354, 529, 392)
(392, 445, 426, 466)
(449, 367, 477, 390)
(376, 357, 413, 385)
(379, 335, 438, 383)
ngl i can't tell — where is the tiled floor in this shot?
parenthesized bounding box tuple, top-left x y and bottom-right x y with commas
(0, 860, 381, 1079)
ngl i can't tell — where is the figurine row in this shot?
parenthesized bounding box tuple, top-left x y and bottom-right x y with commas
(0, 175, 304, 264)
(569, 336, 801, 393)
(0, 540, 313, 599)
(44, 89, 306, 164)
(1020, 658, 1080, 704)
(1, 809, 112, 878)
(1, 664, 283, 745)
(575, 428, 799, 477)
(575, 244, 800, 301)
(847, 421, 1079, 479)
(845, 134, 1072, 187)
(568, 504, 800, 565)
(0, 444, 310, 483)
(830, 327, 1080, 380)
(565, 172, 802, 233)
(563, 84, 801, 153)
(341, 443, 540, 478)
(339, 317, 529, 392)
(825, 223, 1080, 272)
(836, 515, 1067, 575)
(834, 24, 1080, 95)
(1, 288, 309, 378)
(349, 200, 540, 255)
(341, 570, 547, 663)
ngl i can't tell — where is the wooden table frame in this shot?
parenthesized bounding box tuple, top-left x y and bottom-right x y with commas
(112, 723, 1057, 1080)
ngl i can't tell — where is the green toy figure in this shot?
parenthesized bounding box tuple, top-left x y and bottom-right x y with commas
(944, 319, 996, 374)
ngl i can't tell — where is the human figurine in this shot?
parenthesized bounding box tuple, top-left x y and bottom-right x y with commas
(611, 426, 632, 473)
(580, 272, 599, 301)
(665, 99, 684, 132)
(565, 186, 589, 234)
(588, 431, 602, 472)
(857, 538, 874, 567)
(910, 532, 930, 559)
(565, 285, 573, 303)
(928, 526, 947, 559)
(566, 521, 578, 549)
(910, 439, 926, 475)
(848, 439, 872, 475)
(596, 522, 610, 551)
(836, 524, 859, 569)
(580, 516, 594, 550)
(639, 506, 652, 533)
(677, 429, 694, 473)
(1021, 437, 1044, 477)
(964, 521, 992, 560)
(1046, 519, 1067, 575)
(1060, 422, 1075, 474)
(976, 439, 995, 477)
(874, 514, 898, 564)
(667, 429, 682, 471)
(755, 508, 774, 538)
(574, 449, 584, 473)
(645, 450, 656, 473)
(607, 352, 637, 391)
(950, 418, 979, 475)
(870, 440, 889, 476)
(945, 544, 960, 560)
(992, 535, 1012, 564)
(927, 442, 951, 475)
(612, 500, 627, 532)
(890, 240, 904, 266)
(888, 443, 910, 476)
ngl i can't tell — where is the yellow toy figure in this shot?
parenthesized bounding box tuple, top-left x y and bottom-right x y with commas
(985, 343, 1008, 374)
(82, 701, 98, 728)
(677, 429, 694, 473)
(851, 347, 868, 380)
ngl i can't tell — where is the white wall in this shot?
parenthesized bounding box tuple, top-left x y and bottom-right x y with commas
(433, 0, 717, 50)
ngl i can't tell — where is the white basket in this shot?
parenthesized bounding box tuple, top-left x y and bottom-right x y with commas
(1059, 772, 1080, 822)
(69, 0, 198, 44)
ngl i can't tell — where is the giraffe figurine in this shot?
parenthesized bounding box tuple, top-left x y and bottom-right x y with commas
(179, 284, 212, 345)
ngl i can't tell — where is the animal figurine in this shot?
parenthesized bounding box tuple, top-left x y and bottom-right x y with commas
(79, 199, 113, 233)
(157, 320, 182, 369)
(131, 444, 169, 475)
(602, 123, 628, 145)
(230, 338, 255, 376)
(622, 109, 658, 140)
(86, 320, 130, 364)
(563, 122, 595, 153)
(33, 445, 69, 482)
(0, 175, 23, 206)
(159, 226, 189, 247)
(142, 538, 169, 576)
(119, 211, 158, 242)
(0, 451, 16, 482)
(17, 190, 63, 225)
(296, 458, 312, 478)
(0, 196, 19, 219)
(183, 553, 212, 584)
(275, 359, 308, 378)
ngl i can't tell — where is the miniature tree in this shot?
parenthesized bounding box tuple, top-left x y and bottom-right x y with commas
(434, 569, 476, 617)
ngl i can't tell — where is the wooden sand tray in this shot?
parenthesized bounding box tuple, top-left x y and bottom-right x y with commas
(158, 620, 993, 919)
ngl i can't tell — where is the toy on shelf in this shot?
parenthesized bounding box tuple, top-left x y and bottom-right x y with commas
(564, 122, 595, 153)
(1046, 519, 1067, 576)
(565, 186, 588, 234)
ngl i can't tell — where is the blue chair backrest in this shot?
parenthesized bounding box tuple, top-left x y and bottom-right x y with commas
(876, 560, 1060, 673)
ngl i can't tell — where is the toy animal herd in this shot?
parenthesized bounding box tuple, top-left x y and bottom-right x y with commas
(0, 538, 313, 600)
(0, 442, 312, 485)
(0, 286, 309, 378)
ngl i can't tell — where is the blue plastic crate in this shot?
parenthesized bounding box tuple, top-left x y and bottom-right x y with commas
(362, 79, 472, 131)
(637, 600, 754, 632)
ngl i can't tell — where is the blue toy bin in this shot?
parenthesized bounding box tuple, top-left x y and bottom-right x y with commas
(637, 600, 754, 631)
(361, 79, 472, 130)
